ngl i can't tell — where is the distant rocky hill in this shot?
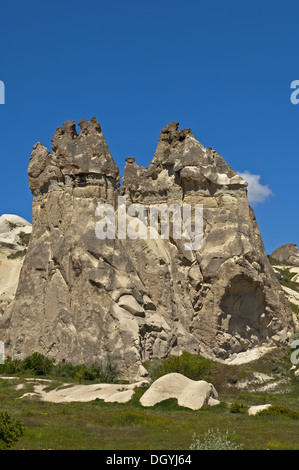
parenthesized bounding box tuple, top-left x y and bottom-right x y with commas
(0, 118, 295, 380)
(0, 215, 32, 315)
(268, 252, 299, 330)
(271, 244, 299, 266)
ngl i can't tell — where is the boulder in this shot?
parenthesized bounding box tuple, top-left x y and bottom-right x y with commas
(140, 372, 219, 410)
(248, 404, 272, 416)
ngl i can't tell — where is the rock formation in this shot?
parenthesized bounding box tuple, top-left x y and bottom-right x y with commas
(139, 373, 219, 410)
(0, 214, 31, 252)
(0, 118, 295, 381)
(0, 215, 32, 316)
(271, 243, 299, 266)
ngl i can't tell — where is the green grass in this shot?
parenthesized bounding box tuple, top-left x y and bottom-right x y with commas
(0, 348, 298, 450)
(281, 279, 299, 293)
(290, 302, 299, 315)
(273, 266, 299, 293)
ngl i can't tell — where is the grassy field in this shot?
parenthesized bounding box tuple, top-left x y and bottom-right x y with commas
(0, 348, 298, 450)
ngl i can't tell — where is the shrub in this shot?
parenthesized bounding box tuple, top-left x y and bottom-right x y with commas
(52, 361, 81, 379)
(53, 361, 106, 382)
(7, 221, 18, 230)
(189, 428, 243, 450)
(21, 352, 55, 375)
(0, 356, 23, 374)
(257, 404, 299, 420)
(0, 412, 25, 449)
(0, 353, 55, 376)
(146, 359, 163, 382)
(271, 365, 286, 375)
(7, 249, 27, 260)
(230, 402, 247, 414)
(84, 364, 106, 381)
(102, 354, 120, 383)
(18, 231, 31, 247)
(146, 352, 214, 382)
(74, 367, 87, 383)
(0, 352, 120, 383)
(227, 375, 238, 384)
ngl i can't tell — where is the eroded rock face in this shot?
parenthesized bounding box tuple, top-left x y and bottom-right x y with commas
(0, 215, 32, 317)
(271, 244, 299, 266)
(0, 119, 294, 380)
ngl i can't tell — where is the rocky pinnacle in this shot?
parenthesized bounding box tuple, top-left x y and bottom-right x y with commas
(0, 118, 294, 380)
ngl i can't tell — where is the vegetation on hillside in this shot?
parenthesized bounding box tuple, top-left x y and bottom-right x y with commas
(18, 231, 31, 247)
(0, 412, 25, 449)
(0, 352, 120, 384)
(0, 348, 298, 450)
(7, 249, 27, 260)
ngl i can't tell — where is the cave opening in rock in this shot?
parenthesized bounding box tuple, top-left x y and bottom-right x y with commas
(220, 275, 266, 338)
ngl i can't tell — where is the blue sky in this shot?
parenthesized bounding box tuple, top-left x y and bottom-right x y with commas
(0, 0, 298, 254)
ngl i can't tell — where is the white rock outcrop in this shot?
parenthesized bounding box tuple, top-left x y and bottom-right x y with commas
(248, 404, 272, 416)
(20, 381, 145, 404)
(140, 373, 219, 410)
(0, 214, 32, 316)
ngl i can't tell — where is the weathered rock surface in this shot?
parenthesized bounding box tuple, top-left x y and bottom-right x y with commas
(0, 118, 294, 381)
(0, 214, 31, 251)
(248, 404, 272, 416)
(0, 215, 32, 316)
(140, 373, 219, 410)
(271, 244, 299, 266)
(20, 381, 146, 404)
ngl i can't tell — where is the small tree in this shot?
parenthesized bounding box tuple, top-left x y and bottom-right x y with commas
(21, 352, 55, 375)
(0, 412, 25, 449)
(229, 402, 247, 414)
(102, 354, 119, 383)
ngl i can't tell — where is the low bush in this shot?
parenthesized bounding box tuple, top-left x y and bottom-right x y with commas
(0, 356, 23, 374)
(73, 364, 108, 383)
(145, 352, 214, 382)
(22, 352, 55, 376)
(52, 361, 81, 379)
(0, 412, 25, 449)
(18, 231, 31, 247)
(7, 249, 27, 260)
(229, 402, 247, 414)
(257, 404, 299, 420)
(227, 375, 238, 384)
(0, 352, 120, 383)
(101, 354, 120, 383)
(189, 428, 243, 450)
(0, 353, 54, 376)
